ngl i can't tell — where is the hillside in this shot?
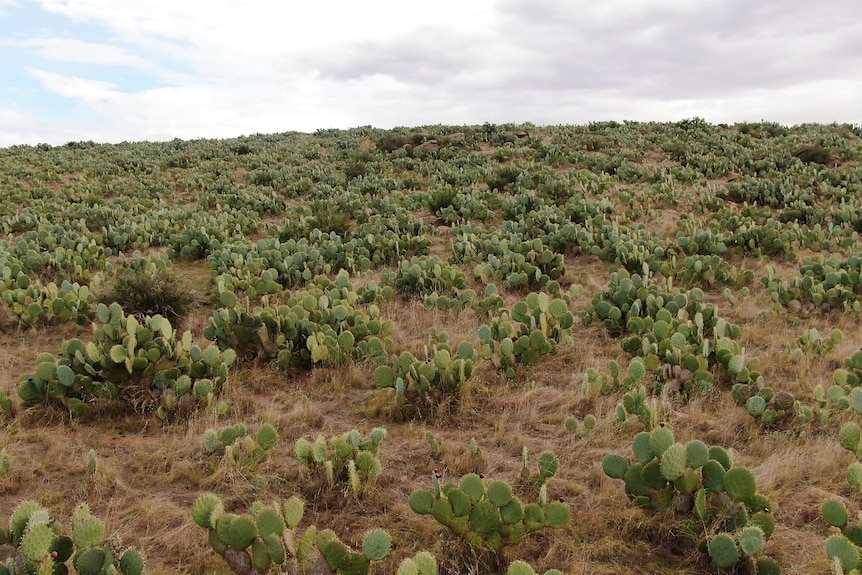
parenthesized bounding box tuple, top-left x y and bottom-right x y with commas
(1, 120, 862, 574)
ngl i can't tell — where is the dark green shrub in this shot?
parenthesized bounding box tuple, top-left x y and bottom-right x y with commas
(793, 144, 832, 165)
(101, 269, 193, 320)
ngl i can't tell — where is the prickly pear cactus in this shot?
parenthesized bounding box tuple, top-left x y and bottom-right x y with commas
(1, 500, 144, 575)
(602, 425, 779, 572)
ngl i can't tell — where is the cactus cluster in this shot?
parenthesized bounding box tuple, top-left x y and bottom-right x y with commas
(204, 423, 279, 474)
(584, 356, 645, 394)
(16, 302, 236, 418)
(409, 462, 570, 551)
(0, 501, 144, 575)
(615, 385, 657, 428)
(193, 494, 395, 575)
(732, 384, 797, 428)
(295, 428, 386, 494)
(375, 339, 476, 419)
(602, 425, 779, 573)
(383, 255, 466, 297)
(762, 254, 862, 313)
(479, 291, 574, 378)
(205, 271, 390, 368)
(585, 269, 756, 396)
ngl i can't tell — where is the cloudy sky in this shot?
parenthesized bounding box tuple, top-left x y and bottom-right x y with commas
(1, 0, 860, 146)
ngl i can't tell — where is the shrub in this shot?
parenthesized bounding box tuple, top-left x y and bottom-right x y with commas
(102, 268, 192, 321)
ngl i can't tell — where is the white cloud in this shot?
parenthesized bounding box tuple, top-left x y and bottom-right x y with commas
(3, 37, 151, 67)
(27, 67, 120, 102)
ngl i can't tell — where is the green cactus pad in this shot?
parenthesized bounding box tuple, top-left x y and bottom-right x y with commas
(448, 489, 472, 517)
(257, 424, 279, 450)
(755, 557, 780, 575)
(252, 537, 272, 571)
(507, 560, 536, 575)
(265, 532, 285, 564)
(685, 440, 709, 468)
(72, 516, 105, 550)
(649, 426, 674, 457)
(708, 446, 732, 470)
(702, 459, 726, 493)
(192, 493, 224, 529)
(208, 528, 228, 553)
(216, 514, 256, 550)
(73, 548, 106, 575)
(432, 498, 454, 525)
(750, 511, 775, 540)
(537, 452, 559, 478)
(50, 535, 74, 563)
(642, 459, 667, 490)
(460, 474, 486, 503)
(9, 500, 42, 544)
(708, 533, 739, 568)
(409, 490, 435, 515)
(487, 481, 513, 507)
(398, 558, 419, 575)
(632, 432, 654, 464)
(694, 488, 707, 520)
(823, 499, 850, 528)
(659, 443, 687, 481)
(21, 522, 55, 561)
(413, 551, 437, 575)
(362, 529, 391, 561)
(256, 507, 285, 537)
(827, 535, 860, 571)
(840, 422, 862, 453)
(738, 526, 765, 557)
(849, 462, 862, 490)
(119, 548, 145, 575)
(282, 496, 305, 529)
(674, 469, 701, 494)
(544, 502, 570, 529)
(294, 438, 312, 464)
(321, 540, 349, 570)
(523, 503, 545, 531)
(602, 454, 628, 479)
(499, 499, 523, 525)
(469, 500, 500, 535)
(723, 467, 756, 503)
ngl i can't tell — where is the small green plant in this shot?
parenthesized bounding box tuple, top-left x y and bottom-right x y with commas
(193, 494, 393, 575)
(1, 501, 144, 575)
(295, 429, 385, 495)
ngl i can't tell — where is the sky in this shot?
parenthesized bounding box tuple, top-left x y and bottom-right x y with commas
(1, 0, 861, 146)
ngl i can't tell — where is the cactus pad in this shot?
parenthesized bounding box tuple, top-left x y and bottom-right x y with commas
(708, 446, 732, 470)
(823, 499, 850, 528)
(708, 533, 739, 568)
(487, 481, 513, 507)
(460, 474, 485, 503)
(20, 522, 55, 561)
(685, 440, 709, 468)
(827, 535, 860, 571)
(632, 432, 654, 463)
(659, 443, 687, 481)
(738, 526, 765, 557)
(840, 422, 862, 453)
(362, 528, 391, 561)
(119, 548, 145, 575)
(74, 547, 106, 575)
(9, 500, 42, 544)
(602, 454, 628, 479)
(192, 494, 224, 529)
(256, 507, 284, 537)
(216, 514, 256, 550)
(723, 467, 756, 503)
(468, 500, 499, 535)
(648, 427, 674, 457)
(409, 490, 435, 515)
(71, 516, 105, 550)
(257, 424, 279, 450)
(282, 496, 305, 529)
(507, 560, 536, 575)
(537, 452, 559, 478)
(544, 502, 570, 529)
